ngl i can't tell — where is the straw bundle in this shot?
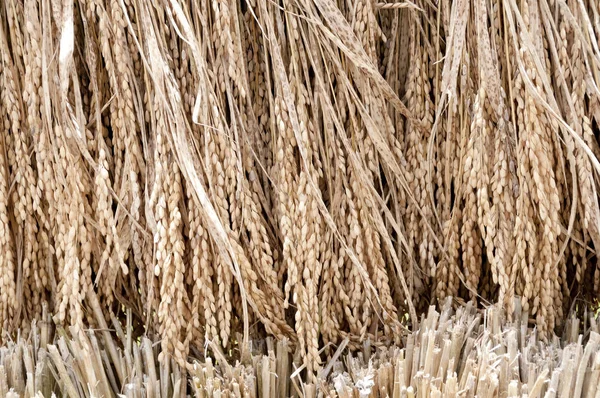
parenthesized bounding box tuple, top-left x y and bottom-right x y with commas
(2, 301, 600, 397)
(2, 0, 600, 382)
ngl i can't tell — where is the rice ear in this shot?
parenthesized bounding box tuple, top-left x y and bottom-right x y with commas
(3, 0, 600, 377)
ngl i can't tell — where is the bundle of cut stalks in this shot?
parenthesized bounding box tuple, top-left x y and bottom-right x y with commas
(3, 301, 600, 397)
(3, 0, 600, 381)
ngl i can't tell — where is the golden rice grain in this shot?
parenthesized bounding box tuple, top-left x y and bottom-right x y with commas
(2, 0, 600, 372)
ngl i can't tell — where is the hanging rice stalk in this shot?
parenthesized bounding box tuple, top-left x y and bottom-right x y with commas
(2, 0, 600, 386)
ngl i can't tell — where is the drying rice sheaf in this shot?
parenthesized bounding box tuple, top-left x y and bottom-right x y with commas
(2, 0, 600, 387)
